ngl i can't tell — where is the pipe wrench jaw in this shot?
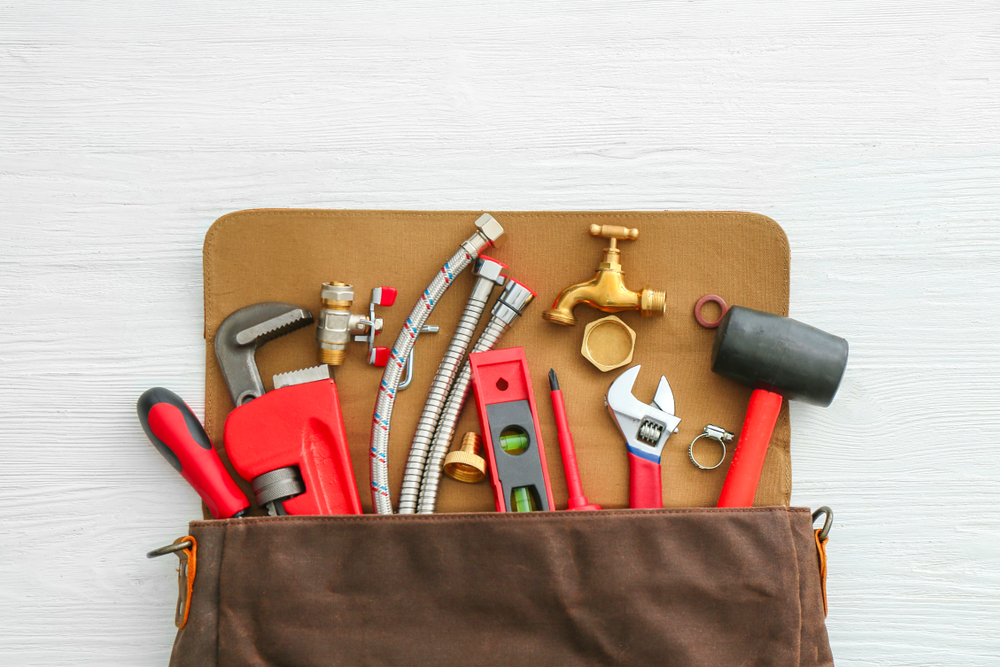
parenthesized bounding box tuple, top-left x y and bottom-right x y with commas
(215, 302, 315, 407)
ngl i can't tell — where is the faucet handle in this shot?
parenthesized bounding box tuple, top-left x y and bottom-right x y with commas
(589, 224, 639, 241)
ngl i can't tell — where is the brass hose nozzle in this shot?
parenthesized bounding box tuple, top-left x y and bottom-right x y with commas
(542, 224, 666, 326)
(443, 432, 487, 483)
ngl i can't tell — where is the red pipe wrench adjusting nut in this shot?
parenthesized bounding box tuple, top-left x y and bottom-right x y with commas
(469, 347, 555, 513)
(223, 378, 362, 516)
(605, 365, 682, 509)
(137, 388, 250, 519)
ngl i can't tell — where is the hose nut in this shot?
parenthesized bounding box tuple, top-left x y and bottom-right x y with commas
(474, 213, 507, 249)
(493, 279, 536, 324)
(581, 315, 636, 372)
(444, 432, 487, 483)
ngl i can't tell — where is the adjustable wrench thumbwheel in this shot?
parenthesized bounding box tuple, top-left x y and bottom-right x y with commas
(215, 302, 315, 407)
(605, 365, 681, 509)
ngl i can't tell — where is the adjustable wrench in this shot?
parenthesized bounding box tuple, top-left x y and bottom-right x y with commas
(605, 365, 681, 509)
(215, 302, 363, 516)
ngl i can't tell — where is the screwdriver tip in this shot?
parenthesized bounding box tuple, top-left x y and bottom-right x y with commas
(548, 368, 559, 391)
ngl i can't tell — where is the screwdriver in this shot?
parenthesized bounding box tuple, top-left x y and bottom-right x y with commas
(137, 387, 250, 519)
(548, 369, 601, 511)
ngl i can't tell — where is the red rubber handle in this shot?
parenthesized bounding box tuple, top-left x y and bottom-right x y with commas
(137, 388, 249, 519)
(628, 452, 662, 509)
(717, 388, 785, 508)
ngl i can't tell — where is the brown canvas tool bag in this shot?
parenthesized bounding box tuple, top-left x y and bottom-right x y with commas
(168, 508, 832, 667)
(160, 210, 834, 665)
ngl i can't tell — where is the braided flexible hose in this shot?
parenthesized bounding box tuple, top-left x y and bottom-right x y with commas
(397, 258, 505, 514)
(369, 216, 505, 515)
(416, 279, 535, 514)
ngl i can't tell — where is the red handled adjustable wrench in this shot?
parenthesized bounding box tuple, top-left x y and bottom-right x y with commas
(605, 365, 681, 509)
(137, 387, 249, 519)
(215, 302, 362, 516)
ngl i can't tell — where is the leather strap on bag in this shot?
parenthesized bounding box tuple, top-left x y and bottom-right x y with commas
(814, 529, 829, 617)
(173, 536, 198, 629)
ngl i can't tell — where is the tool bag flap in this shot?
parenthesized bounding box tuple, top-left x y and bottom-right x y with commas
(201, 210, 791, 513)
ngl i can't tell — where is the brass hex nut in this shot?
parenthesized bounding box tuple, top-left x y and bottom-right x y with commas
(582, 315, 636, 372)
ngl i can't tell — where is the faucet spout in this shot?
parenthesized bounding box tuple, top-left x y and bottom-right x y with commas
(543, 239, 665, 326)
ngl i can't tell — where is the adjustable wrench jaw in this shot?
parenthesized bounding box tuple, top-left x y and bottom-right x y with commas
(606, 365, 681, 461)
(605, 365, 681, 508)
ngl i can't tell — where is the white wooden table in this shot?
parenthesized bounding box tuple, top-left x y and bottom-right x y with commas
(2, 3, 998, 665)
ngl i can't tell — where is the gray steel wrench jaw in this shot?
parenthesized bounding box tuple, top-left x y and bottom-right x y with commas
(605, 365, 682, 460)
(214, 302, 315, 408)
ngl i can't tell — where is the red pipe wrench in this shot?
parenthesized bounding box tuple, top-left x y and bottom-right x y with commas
(605, 365, 681, 509)
(215, 302, 362, 516)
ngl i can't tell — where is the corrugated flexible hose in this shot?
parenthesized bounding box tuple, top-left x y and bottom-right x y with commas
(397, 258, 506, 514)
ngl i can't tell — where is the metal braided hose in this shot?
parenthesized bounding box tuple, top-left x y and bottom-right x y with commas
(416, 279, 535, 514)
(369, 215, 506, 515)
(397, 257, 506, 514)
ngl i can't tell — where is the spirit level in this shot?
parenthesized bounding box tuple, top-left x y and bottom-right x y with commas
(469, 347, 554, 512)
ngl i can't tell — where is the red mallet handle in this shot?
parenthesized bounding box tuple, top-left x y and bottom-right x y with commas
(137, 388, 249, 519)
(628, 452, 662, 509)
(717, 388, 784, 508)
(549, 372, 601, 511)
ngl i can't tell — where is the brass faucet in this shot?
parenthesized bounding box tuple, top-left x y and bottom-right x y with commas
(543, 224, 665, 326)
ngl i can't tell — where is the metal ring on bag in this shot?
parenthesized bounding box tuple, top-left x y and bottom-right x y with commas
(812, 506, 834, 541)
(147, 540, 193, 559)
(688, 425, 734, 470)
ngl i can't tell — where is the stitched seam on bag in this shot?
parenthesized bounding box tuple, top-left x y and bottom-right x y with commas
(215, 520, 228, 667)
(784, 507, 805, 667)
(188, 507, 808, 528)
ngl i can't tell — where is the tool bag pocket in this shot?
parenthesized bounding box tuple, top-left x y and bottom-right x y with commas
(169, 507, 831, 667)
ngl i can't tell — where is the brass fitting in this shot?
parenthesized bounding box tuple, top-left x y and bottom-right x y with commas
(316, 282, 378, 365)
(443, 432, 487, 483)
(581, 315, 636, 372)
(542, 224, 666, 326)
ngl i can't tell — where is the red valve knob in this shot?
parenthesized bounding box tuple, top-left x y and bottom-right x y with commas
(371, 287, 397, 307)
(369, 347, 390, 367)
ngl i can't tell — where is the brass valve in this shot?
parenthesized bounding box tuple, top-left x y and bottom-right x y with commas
(443, 432, 487, 483)
(542, 225, 666, 326)
(316, 282, 381, 366)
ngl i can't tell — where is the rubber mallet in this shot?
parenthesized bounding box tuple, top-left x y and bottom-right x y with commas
(711, 306, 848, 507)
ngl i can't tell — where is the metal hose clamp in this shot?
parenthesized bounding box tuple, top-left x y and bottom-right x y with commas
(688, 424, 734, 470)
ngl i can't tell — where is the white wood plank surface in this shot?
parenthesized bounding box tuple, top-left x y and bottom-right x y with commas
(1, 2, 998, 665)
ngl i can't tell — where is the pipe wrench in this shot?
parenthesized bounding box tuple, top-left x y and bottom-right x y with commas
(215, 302, 363, 516)
(605, 365, 681, 509)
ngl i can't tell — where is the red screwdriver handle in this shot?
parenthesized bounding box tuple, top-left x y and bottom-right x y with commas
(628, 452, 662, 509)
(137, 388, 249, 519)
(716, 388, 785, 508)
